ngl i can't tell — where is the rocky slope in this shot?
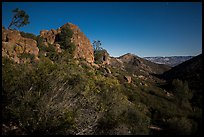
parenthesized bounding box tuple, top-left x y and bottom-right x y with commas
(117, 53, 171, 74)
(94, 52, 171, 84)
(144, 56, 194, 67)
(96, 52, 171, 75)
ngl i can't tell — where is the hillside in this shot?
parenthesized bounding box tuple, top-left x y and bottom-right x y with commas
(144, 56, 194, 67)
(117, 53, 171, 74)
(162, 54, 202, 108)
(2, 23, 202, 135)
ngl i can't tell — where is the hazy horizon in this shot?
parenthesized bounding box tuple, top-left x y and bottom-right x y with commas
(2, 2, 202, 57)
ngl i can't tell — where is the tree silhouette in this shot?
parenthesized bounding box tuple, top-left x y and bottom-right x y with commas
(93, 40, 103, 51)
(8, 8, 30, 29)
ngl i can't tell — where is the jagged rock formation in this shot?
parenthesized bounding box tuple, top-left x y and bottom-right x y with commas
(40, 23, 94, 63)
(2, 27, 39, 63)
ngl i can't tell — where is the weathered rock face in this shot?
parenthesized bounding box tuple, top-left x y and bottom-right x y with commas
(39, 23, 94, 63)
(2, 27, 39, 63)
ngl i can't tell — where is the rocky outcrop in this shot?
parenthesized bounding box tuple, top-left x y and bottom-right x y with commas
(2, 27, 39, 63)
(39, 23, 94, 63)
(2, 23, 94, 64)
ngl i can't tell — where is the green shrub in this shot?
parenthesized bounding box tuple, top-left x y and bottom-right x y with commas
(68, 42, 76, 55)
(58, 25, 75, 53)
(122, 108, 151, 135)
(36, 36, 45, 49)
(4, 83, 76, 135)
(45, 44, 60, 61)
(2, 57, 77, 134)
(166, 117, 193, 135)
(18, 53, 35, 61)
(95, 112, 119, 135)
(20, 31, 37, 40)
(172, 79, 192, 109)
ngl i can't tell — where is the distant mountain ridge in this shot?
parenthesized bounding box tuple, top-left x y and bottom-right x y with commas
(144, 56, 194, 67)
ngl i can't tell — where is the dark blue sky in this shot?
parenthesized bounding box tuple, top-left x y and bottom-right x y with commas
(2, 2, 202, 57)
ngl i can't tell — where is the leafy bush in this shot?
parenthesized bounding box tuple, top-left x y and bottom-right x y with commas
(122, 108, 151, 135)
(166, 117, 193, 135)
(44, 44, 60, 61)
(36, 36, 45, 48)
(4, 80, 76, 135)
(18, 53, 35, 61)
(172, 79, 192, 109)
(20, 31, 37, 40)
(95, 112, 119, 135)
(2, 57, 77, 135)
(67, 42, 76, 55)
(58, 24, 76, 55)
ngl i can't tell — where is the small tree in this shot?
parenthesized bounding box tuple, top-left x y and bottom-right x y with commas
(8, 8, 30, 29)
(92, 40, 107, 64)
(93, 40, 103, 51)
(172, 79, 192, 108)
